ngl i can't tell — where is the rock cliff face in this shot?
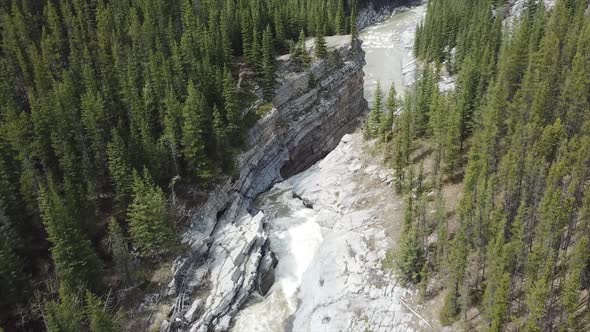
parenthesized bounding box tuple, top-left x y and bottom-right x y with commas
(164, 36, 368, 332)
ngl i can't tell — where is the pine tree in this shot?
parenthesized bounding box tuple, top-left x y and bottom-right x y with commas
(127, 169, 174, 259)
(366, 81, 384, 138)
(335, 0, 345, 34)
(314, 25, 328, 59)
(213, 104, 230, 169)
(106, 218, 133, 284)
(181, 81, 211, 181)
(162, 87, 182, 176)
(397, 224, 425, 286)
(86, 291, 120, 332)
(241, 13, 253, 61)
(107, 130, 132, 215)
(262, 25, 276, 101)
(561, 235, 589, 329)
(429, 88, 446, 175)
(45, 285, 85, 332)
(380, 83, 397, 140)
(350, 1, 358, 42)
(292, 29, 310, 71)
(223, 69, 241, 146)
(251, 28, 263, 74)
(444, 101, 462, 176)
(0, 209, 26, 319)
(274, 9, 286, 51)
(39, 180, 102, 292)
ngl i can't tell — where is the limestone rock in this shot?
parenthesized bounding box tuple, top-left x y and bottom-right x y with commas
(256, 239, 279, 296)
(166, 34, 368, 332)
(184, 299, 203, 323)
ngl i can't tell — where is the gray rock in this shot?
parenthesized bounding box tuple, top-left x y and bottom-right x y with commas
(184, 299, 203, 323)
(160, 320, 170, 332)
(167, 36, 368, 332)
(256, 240, 279, 296)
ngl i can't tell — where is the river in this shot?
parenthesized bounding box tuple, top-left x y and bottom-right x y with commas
(232, 5, 428, 332)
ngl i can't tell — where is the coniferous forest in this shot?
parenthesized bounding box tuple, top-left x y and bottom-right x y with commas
(366, 0, 590, 330)
(0, 0, 383, 329)
(4, 0, 590, 330)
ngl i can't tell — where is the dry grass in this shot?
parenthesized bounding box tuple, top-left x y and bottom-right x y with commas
(362, 135, 477, 330)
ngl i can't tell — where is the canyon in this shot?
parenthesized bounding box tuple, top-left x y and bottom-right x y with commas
(163, 33, 370, 332)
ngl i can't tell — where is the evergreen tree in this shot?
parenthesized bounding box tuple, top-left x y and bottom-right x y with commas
(561, 236, 589, 329)
(106, 218, 133, 284)
(107, 130, 132, 215)
(380, 83, 397, 140)
(127, 169, 174, 259)
(350, 1, 358, 42)
(370, 0, 590, 328)
(262, 25, 276, 101)
(335, 0, 345, 34)
(0, 209, 26, 320)
(397, 224, 425, 286)
(366, 81, 384, 138)
(314, 25, 328, 59)
(181, 81, 211, 182)
(0, 0, 377, 326)
(39, 180, 102, 292)
(292, 29, 311, 71)
(223, 69, 241, 146)
(45, 285, 84, 332)
(212, 104, 230, 169)
(86, 291, 120, 332)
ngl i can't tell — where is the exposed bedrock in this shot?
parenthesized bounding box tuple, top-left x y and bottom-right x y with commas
(164, 36, 368, 332)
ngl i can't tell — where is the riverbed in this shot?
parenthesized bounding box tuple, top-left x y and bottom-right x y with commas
(232, 5, 429, 332)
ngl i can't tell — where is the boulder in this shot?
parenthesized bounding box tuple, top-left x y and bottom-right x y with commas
(256, 239, 279, 296)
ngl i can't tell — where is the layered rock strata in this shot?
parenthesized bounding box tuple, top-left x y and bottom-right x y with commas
(164, 36, 368, 332)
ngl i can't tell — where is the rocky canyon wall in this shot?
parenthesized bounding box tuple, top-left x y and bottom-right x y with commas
(161, 37, 368, 332)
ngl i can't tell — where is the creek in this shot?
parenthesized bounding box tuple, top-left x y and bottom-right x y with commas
(232, 5, 428, 332)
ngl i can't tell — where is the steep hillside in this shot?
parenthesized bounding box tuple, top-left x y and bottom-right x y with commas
(365, 0, 590, 330)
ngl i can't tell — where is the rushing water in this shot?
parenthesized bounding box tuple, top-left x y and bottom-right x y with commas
(232, 5, 427, 332)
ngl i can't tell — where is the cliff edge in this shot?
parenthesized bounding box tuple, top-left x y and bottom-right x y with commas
(162, 36, 368, 332)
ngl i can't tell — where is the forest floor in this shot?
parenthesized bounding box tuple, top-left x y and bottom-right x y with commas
(367, 136, 487, 331)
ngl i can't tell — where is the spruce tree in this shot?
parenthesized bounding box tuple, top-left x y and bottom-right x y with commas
(107, 130, 132, 215)
(127, 169, 174, 259)
(106, 218, 133, 284)
(45, 285, 85, 332)
(292, 30, 310, 71)
(366, 81, 384, 138)
(380, 83, 397, 139)
(213, 104, 230, 168)
(262, 25, 276, 101)
(397, 224, 425, 286)
(223, 69, 241, 146)
(350, 2, 358, 42)
(251, 28, 263, 75)
(335, 0, 345, 34)
(0, 209, 26, 319)
(314, 25, 328, 59)
(181, 81, 211, 181)
(561, 236, 589, 329)
(86, 291, 120, 332)
(39, 180, 102, 292)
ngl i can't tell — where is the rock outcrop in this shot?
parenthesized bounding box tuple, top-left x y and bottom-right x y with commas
(507, 0, 555, 20)
(164, 36, 368, 332)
